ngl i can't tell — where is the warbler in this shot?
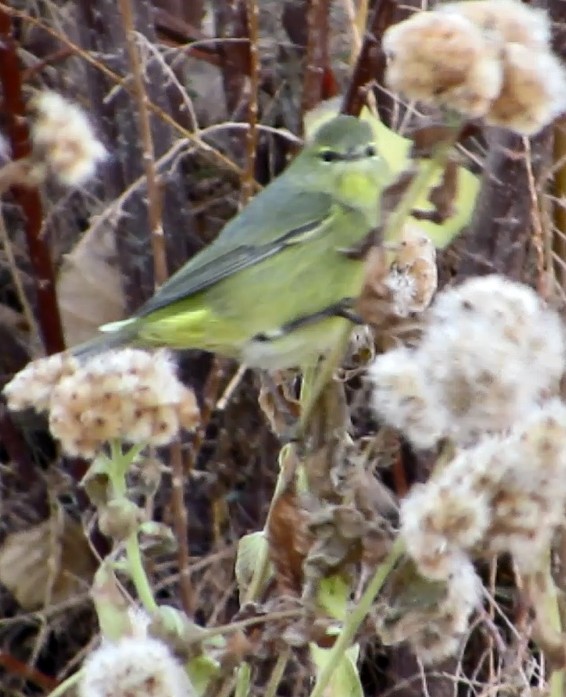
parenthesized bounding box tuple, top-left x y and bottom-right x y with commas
(74, 115, 391, 369)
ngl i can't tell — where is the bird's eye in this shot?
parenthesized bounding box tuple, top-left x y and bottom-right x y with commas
(365, 145, 377, 157)
(320, 150, 341, 163)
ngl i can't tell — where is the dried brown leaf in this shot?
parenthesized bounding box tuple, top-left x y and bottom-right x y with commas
(0, 511, 96, 610)
(57, 225, 125, 346)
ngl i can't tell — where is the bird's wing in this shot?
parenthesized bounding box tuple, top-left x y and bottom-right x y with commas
(135, 188, 335, 318)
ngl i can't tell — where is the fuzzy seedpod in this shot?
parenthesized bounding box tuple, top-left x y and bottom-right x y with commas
(383, 11, 503, 117)
(485, 43, 566, 135)
(29, 91, 106, 186)
(79, 635, 195, 697)
(440, 0, 551, 50)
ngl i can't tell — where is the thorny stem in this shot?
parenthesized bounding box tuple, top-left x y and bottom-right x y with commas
(302, 0, 331, 117)
(543, 561, 564, 697)
(308, 538, 404, 697)
(242, 0, 259, 205)
(118, 0, 167, 287)
(169, 441, 195, 615)
(0, 7, 65, 354)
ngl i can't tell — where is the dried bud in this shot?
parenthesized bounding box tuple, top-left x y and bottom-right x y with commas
(98, 498, 144, 542)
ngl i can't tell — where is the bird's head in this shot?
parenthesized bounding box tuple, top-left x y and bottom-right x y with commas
(295, 114, 391, 212)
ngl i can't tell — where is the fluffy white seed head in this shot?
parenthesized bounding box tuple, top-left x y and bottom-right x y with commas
(485, 44, 566, 135)
(401, 479, 491, 579)
(79, 636, 195, 697)
(369, 347, 447, 449)
(29, 91, 106, 186)
(419, 275, 565, 444)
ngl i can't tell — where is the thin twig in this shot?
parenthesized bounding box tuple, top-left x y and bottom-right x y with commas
(242, 0, 260, 205)
(0, 4, 252, 185)
(302, 0, 331, 117)
(118, 0, 167, 286)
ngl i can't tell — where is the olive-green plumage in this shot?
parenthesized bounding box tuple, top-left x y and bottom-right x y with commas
(75, 115, 391, 368)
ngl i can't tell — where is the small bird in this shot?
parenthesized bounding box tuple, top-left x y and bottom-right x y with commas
(74, 115, 391, 369)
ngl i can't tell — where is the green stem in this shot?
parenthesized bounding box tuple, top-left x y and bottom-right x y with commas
(234, 662, 251, 697)
(47, 670, 82, 697)
(264, 647, 290, 697)
(308, 538, 404, 697)
(125, 531, 158, 613)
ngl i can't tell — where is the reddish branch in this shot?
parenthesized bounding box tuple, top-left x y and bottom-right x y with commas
(0, 8, 65, 354)
(341, 0, 396, 117)
(301, 0, 331, 116)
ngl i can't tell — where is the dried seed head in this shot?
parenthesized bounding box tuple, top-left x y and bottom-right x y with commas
(377, 555, 481, 664)
(383, 11, 503, 117)
(401, 479, 491, 580)
(384, 225, 438, 318)
(4, 353, 79, 412)
(5, 349, 200, 458)
(79, 635, 195, 697)
(420, 275, 565, 444)
(369, 347, 446, 450)
(485, 44, 566, 135)
(440, 0, 551, 50)
(29, 91, 106, 186)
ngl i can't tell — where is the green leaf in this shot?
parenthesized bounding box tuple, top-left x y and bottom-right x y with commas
(311, 641, 363, 697)
(317, 574, 350, 621)
(235, 531, 271, 598)
(186, 654, 221, 696)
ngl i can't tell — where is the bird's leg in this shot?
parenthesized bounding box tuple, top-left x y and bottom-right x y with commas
(338, 226, 383, 260)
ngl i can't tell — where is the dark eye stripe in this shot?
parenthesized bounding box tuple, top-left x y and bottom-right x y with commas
(320, 150, 342, 162)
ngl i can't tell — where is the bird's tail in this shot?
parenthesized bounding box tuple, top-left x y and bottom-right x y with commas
(69, 320, 138, 360)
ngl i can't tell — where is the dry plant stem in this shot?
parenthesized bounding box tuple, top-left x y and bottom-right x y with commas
(0, 209, 41, 354)
(302, 0, 331, 116)
(47, 670, 82, 697)
(170, 441, 195, 615)
(0, 8, 65, 354)
(341, 0, 395, 117)
(309, 537, 404, 697)
(553, 122, 566, 288)
(242, 0, 259, 205)
(244, 444, 296, 603)
(118, 0, 195, 613)
(543, 561, 564, 697)
(523, 138, 547, 295)
(0, 4, 252, 185)
(118, 0, 167, 286)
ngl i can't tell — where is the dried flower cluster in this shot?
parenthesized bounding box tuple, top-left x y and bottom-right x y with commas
(401, 400, 566, 577)
(371, 274, 566, 663)
(357, 223, 437, 326)
(371, 275, 565, 447)
(4, 349, 199, 457)
(383, 0, 566, 134)
(377, 557, 481, 664)
(29, 90, 106, 186)
(79, 634, 195, 697)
